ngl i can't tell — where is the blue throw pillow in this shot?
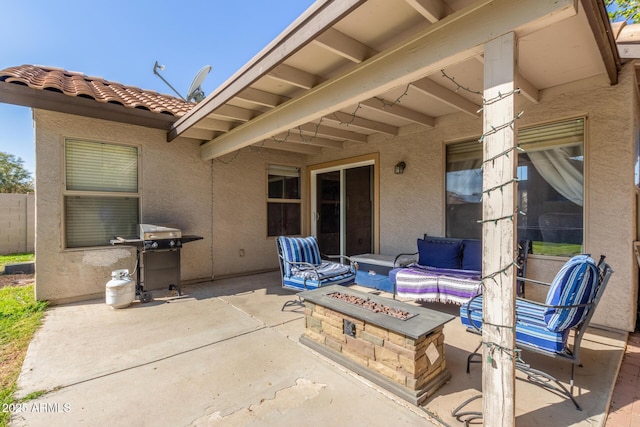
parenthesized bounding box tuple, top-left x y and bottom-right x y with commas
(544, 255, 599, 332)
(417, 239, 462, 269)
(462, 239, 482, 271)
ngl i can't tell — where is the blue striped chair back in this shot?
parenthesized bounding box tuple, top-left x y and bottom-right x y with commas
(544, 254, 599, 332)
(277, 236, 322, 277)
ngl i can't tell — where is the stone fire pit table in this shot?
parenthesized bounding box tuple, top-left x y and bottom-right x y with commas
(299, 285, 455, 405)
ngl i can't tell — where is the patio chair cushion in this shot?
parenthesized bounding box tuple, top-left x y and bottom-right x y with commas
(417, 238, 462, 269)
(284, 262, 355, 290)
(278, 236, 322, 276)
(461, 296, 570, 353)
(544, 254, 599, 332)
(292, 262, 352, 279)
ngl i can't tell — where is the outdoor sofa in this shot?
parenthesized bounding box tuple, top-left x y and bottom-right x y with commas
(389, 235, 530, 304)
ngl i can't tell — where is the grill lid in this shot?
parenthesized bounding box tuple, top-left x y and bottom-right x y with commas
(139, 224, 181, 240)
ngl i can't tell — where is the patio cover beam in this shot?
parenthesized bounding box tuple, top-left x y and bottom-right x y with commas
(199, 0, 577, 161)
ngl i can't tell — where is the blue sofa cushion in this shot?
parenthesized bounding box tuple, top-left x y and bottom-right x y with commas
(462, 239, 482, 271)
(544, 254, 599, 332)
(417, 238, 462, 269)
(278, 236, 322, 276)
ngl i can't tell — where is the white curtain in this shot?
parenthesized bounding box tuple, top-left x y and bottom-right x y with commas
(527, 148, 583, 206)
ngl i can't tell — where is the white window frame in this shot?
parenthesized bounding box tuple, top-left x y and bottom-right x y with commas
(266, 164, 301, 237)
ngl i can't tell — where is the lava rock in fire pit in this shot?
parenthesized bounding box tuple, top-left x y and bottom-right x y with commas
(328, 292, 416, 320)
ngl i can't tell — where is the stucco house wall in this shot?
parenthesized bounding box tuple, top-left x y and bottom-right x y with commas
(210, 149, 306, 278)
(34, 110, 213, 304)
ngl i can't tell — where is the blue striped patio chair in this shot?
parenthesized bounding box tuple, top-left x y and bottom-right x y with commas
(459, 254, 613, 410)
(276, 236, 357, 310)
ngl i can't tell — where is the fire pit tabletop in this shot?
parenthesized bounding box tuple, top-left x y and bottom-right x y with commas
(299, 285, 454, 340)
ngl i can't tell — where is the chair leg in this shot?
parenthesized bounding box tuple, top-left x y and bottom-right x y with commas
(451, 394, 483, 426)
(467, 341, 483, 373)
(281, 295, 305, 311)
(516, 361, 582, 410)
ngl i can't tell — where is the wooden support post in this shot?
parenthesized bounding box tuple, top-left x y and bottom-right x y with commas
(482, 32, 518, 426)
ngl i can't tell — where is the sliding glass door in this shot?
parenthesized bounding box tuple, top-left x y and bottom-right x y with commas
(311, 162, 374, 257)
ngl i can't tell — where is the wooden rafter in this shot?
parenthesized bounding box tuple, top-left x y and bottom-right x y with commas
(268, 64, 323, 90)
(411, 76, 480, 117)
(196, 117, 235, 132)
(314, 27, 378, 63)
(324, 111, 398, 135)
(236, 87, 289, 108)
(207, 104, 255, 122)
(359, 98, 435, 127)
(270, 132, 344, 149)
(259, 139, 323, 155)
(405, 0, 452, 23)
(297, 122, 368, 143)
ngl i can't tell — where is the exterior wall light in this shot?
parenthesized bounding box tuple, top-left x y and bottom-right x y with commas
(394, 161, 406, 174)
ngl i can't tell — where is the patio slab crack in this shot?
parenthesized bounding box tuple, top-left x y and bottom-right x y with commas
(189, 378, 327, 426)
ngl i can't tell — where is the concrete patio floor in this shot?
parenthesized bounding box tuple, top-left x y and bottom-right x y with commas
(11, 271, 626, 426)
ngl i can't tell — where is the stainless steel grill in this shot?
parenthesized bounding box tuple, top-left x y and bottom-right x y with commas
(111, 223, 202, 302)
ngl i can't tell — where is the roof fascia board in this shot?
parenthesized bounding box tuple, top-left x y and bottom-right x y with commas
(0, 81, 177, 130)
(200, 0, 577, 160)
(169, 0, 366, 141)
(580, 0, 621, 84)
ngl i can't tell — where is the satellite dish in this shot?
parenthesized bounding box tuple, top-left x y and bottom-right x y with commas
(153, 61, 211, 103)
(186, 65, 212, 103)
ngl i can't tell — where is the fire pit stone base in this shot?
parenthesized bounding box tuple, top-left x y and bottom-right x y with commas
(298, 285, 454, 405)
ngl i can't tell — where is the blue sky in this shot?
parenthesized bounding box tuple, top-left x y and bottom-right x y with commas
(0, 0, 315, 174)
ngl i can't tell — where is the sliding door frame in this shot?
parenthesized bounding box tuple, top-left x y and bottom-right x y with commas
(307, 153, 380, 255)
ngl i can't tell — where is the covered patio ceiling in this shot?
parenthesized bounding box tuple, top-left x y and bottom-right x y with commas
(170, 0, 618, 160)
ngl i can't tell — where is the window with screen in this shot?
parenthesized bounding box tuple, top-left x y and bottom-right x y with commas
(446, 118, 584, 256)
(267, 164, 301, 237)
(64, 139, 140, 248)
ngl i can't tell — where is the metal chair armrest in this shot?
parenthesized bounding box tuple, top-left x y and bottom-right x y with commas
(322, 254, 358, 272)
(394, 252, 418, 267)
(516, 277, 552, 287)
(515, 297, 595, 311)
(278, 254, 320, 274)
(465, 293, 484, 333)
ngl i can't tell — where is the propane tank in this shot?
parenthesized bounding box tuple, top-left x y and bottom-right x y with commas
(106, 269, 135, 309)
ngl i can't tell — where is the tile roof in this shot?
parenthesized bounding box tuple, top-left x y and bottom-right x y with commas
(0, 64, 193, 117)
